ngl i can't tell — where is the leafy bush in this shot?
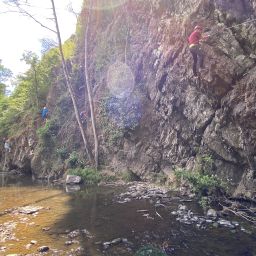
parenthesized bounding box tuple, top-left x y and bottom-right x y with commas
(67, 151, 84, 168)
(56, 147, 68, 161)
(68, 168, 101, 184)
(151, 172, 167, 185)
(199, 196, 210, 210)
(101, 173, 118, 182)
(199, 154, 214, 174)
(37, 119, 59, 145)
(174, 168, 226, 197)
(121, 170, 140, 182)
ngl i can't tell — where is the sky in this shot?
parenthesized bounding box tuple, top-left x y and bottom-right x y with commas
(0, 0, 83, 80)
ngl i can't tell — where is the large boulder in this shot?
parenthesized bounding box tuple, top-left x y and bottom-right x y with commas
(65, 175, 82, 185)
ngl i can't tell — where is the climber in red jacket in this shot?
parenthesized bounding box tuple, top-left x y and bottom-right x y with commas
(188, 25, 209, 77)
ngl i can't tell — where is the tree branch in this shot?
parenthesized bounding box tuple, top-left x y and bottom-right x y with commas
(2, 1, 56, 33)
(17, 6, 57, 33)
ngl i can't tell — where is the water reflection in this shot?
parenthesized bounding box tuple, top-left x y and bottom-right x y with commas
(0, 172, 32, 187)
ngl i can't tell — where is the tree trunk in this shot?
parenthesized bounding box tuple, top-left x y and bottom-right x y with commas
(33, 66, 39, 108)
(50, 0, 93, 164)
(84, 0, 99, 169)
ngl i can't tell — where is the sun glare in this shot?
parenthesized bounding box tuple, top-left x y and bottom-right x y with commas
(84, 0, 127, 10)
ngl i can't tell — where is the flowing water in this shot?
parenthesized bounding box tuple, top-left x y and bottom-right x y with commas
(0, 173, 256, 256)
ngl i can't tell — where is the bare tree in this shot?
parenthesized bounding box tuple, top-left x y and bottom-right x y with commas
(50, 0, 93, 164)
(84, 0, 99, 169)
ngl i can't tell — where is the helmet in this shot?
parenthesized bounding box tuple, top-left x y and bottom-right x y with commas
(194, 25, 202, 31)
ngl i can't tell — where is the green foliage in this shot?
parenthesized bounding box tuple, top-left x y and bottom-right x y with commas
(101, 174, 118, 182)
(199, 154, 214, 174)
(37, 119, 59, 146)
(199, 196, 210, 210)
(121, 170, 140, 182)
(56, 147, 68, 161)
(99, 97, 124, 146)
(0, 48, 61, 138)
(174, 168, 226, 197)
(68, 168, 101, 184)
(0, 83, 6, 96)
(62, 36, 75, 59)
(151, 172, 167, 185)
(135, 245, 166, 256)
(67, 151, 85, 168)
(56, 93, 72, 116)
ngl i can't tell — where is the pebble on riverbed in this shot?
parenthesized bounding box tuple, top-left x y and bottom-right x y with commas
(67, 229, 94, 240)
(65, 240, 79, 246)
(116, 183, 169, 203)
(173, 204, 240, 230)
(37, 245, 49, 252)
(102, 238, 129, 250)
(17, 206, 43, 215)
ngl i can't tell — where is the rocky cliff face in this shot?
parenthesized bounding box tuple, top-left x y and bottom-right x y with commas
(2, 0, 256, 198)
(89, 0, 256, 197)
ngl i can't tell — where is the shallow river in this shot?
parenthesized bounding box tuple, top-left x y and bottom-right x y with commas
(0, 173, 256, 256)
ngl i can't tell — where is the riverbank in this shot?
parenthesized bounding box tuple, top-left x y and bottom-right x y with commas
(0, 174, 256, 255)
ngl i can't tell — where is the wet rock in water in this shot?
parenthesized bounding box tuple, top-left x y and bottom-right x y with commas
(122, 238, 128, 243)
(137, 209, 149, 213)
(42, 227, 50, 231)
(17, 206, 42, 214)
(103, 241, 111, 249)
(217, 219, 235, 229)
(111, 238, 122, 245)
(68, 230, 80, 238)
(115, 182, 169, 203)
(66, 175, 82, 185)
(74, 247, 85, 254)
(0, 221, 17, 242)
(178, 204, 187, 211)
(231, 221, 239, 227)
(30, 240, 37, 244)
(207, 209, 217, 219)
(0, 246, 6, 252)
(213, 222, 219, 228)
(117, 198, 131, 204)
(65, 240, 72, 246)
(38, 246, 49, 252)
(102, 237, 128, 249)
(81, 229, 93, 238)
(241, 227, 252, 234)
(25, 244, 32, 249)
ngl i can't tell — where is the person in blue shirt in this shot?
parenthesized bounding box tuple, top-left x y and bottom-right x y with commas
(41, 106, 49, 122)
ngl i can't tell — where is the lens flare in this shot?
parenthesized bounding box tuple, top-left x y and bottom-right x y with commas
(107, 61, 135, 99)
(105, 95, 142, 130)
(84, 0, 127, 11)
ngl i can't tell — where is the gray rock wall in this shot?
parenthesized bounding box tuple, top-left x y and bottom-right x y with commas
(89, 0, 256, 197)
